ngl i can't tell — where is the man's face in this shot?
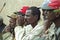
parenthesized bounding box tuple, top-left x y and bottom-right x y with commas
(42, 9, 56, 21)
(16, 15, 25, 26)
(9, 18, 16, 27)
(25, 10, 37, 24)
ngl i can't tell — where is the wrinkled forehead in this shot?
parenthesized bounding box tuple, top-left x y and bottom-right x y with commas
(26, 10, 32, 15)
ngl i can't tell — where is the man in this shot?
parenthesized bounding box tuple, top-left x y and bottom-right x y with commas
(7, 14, 17, 36)
(40, 0, 60, 40)
(14, 6, 32, 40)
(22, 6, 44, 40)
(14, 11, 25, 40)
(0, 16, 6, 40)
(3, 14, 17, 40)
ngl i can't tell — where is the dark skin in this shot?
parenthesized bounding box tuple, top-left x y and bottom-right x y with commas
(6, 18, 16, 38)
(16, 14, 25, 27)
(4, 18, 16, 32)
(42, 9, 60, 33)
(4, 18, 16, 37)
(9, 18, 16, 28)
(25, 10, 38, 28)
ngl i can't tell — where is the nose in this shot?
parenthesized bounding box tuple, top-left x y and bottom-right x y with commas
(24, 16, 27, 21)
(25, 15, 27, 19)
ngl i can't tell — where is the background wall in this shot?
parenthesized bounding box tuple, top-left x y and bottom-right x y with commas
(0, 0, 44, 25)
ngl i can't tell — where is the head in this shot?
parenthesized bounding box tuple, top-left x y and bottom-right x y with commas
(8, 14, 17, 27)
(40, 0, 58, 21)
(25, 6, 40, 24)
(16, 6, 29, 26)
(15, 12, 25, 26)
(42, 9, 56, 20)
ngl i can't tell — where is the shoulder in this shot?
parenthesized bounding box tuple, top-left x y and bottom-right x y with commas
(14, 26, 22, 32)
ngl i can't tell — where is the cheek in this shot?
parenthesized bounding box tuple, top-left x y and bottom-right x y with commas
(29, 16, 32, 20)
(29, 18, 32, 22)
(26, 17, 31, 23)
(21, 17, 24, 21)
(17, 17, 22, 21)
(28, 17, 35, 23)
(48, 13, 56, 20)
(47, 13, 52, 19)
(19, 17, 24, 23)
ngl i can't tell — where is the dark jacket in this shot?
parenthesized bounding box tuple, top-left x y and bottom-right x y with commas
(0, 23, 6, 33)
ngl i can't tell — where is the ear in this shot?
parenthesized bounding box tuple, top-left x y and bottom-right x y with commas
(34, 15, 38, 21)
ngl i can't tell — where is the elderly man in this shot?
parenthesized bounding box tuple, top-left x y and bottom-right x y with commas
(14, 6, 32, 40)
(3, 13, 17, 40)
(40, 0, 60, 40)
(22, 6, 44, 40)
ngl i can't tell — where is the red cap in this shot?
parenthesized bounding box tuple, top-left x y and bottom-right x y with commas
(19, 6, 29, 14)
(48, 0, 60, 9)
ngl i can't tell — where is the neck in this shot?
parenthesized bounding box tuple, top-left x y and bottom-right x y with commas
(19, 24, 24, 28)
(31, 21, 38, 28)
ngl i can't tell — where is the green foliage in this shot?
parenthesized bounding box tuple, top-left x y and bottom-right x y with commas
(53, 9, 60, 13)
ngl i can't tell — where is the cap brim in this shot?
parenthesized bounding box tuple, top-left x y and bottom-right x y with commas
(14, 12, 19, 14)
(14, 12, 25, 16)
(14, 12, 21, 14)
(7, 15, 13, 18)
